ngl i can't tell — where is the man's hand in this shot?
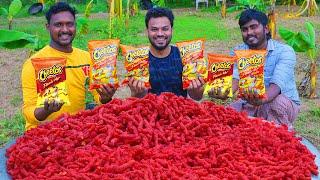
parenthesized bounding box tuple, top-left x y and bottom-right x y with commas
(240, 83, 281, 106)
(188, 78, 205, 101)
(96, 84, 116, 104)
(240, 87, 266, 106)
(34, 99, 63, 121)
(128, 77, 147, 98)
(208, 87, 230, 100)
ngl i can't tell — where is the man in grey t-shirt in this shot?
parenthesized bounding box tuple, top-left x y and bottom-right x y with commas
(209, 9, 300, 130)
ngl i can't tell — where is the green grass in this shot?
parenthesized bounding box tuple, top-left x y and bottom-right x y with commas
(0, 111, 25, 147)
(173, 15, 229, 42)
(0, 109, 5, 116)
(10, 95, 22, 107)
(0, 12, 229, 50)
(295, 103, 320, 148)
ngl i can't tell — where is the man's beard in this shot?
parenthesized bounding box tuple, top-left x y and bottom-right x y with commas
(55, 32, 75, 47)
(148, 35, 171, 51)
(244, 30, 267, 49)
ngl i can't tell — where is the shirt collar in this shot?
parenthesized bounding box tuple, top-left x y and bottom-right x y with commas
(266, 39, 275, 52)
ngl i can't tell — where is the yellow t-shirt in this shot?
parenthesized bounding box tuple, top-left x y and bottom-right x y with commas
(22, 45, 98, 130)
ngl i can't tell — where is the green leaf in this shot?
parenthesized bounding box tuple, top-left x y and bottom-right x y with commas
(227, 6, 243, 13)
(0, 29, 36, 49)
(279, 27, 295, 41)
(307, 48, 317, 61)
(85, 0, 94, 18)
(305, 22, 315, 49)
(8, 0, 22, 17)
(76, 17, 89, 34)
(0, 7, 8, 16)
(288, 32, 312, 52)
(279, 25, 314, 53)
(33, 38, 45, 51)
(76, 17, 88, 28)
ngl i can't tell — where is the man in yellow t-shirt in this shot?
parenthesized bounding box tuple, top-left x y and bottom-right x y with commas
(21, 2, 116, 130)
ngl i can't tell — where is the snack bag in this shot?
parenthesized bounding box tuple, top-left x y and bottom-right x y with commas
(120, 45, 150, 88)
(88, 39, 120, 90)
(234, 50, 267, 99)
(31, 57, 70, 107)
(204, 54, 235, 97)
(176, 39, 208, 89)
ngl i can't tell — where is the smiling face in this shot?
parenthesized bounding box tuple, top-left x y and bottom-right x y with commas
(240, 19, 269, 50)
(147, 17, 172, 51)
(46, 11, 76, 51)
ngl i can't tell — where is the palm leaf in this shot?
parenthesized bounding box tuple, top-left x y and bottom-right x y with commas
(305, 22, 315, 49)
(279, 27, 295, 41)
(0, 29, 36, 49)
(0, 7, 8, 16)
(8, 0, 22, 17)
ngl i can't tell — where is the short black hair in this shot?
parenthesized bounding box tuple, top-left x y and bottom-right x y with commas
(239, 8, 271, 39)
(45, 2, 77, 23)
(145, 8, 174, 28)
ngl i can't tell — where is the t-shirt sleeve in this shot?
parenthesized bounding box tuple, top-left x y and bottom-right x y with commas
(21, 60, 41, 130)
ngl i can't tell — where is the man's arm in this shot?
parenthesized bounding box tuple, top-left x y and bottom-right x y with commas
(22, 61, 46, 129)
(242, 83, 280, 106)
(128, 78, 148, 98)
(270, 45, 297, 96)
(22, 60, 64, 123)
(96, 85, 116, 104)
(241, 45, 296, 106)
(265, 83, 281, 103)
(232, 78, 239, 95)
(34, 100, 63, 121)
(188, 78, 205, 101)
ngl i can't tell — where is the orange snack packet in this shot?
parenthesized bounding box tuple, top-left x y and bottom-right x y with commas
(120, 45, 150, 88)
(31, 57, 70, 107)
(176, 39, 208, 89)
(204, 54, 235, 97)
(88, 39, 120, 90)
(234, 50, 267, 99)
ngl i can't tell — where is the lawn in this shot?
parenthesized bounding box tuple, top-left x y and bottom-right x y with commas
(0, 6, 319, 148)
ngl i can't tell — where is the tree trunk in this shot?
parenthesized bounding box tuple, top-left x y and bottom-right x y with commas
(309, 61, 317, 98)
(221, 0, 226, 18)
(131, 3, 138, 16)
(287, 0, 296, 12)
(8, 19, 12, 30)
(268, 2, 276, 39)
(307, 0, 317, 17)
(114, 0, 122, 17)
(126, 0, 130, 28)
(109, 0, 114, 38)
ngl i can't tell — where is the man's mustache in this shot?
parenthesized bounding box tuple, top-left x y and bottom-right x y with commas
(246, 35, 257, 41)
(58, 33, 73, 36)
(155, 35, 166, 39)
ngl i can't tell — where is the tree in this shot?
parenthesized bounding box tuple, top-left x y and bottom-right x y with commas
(0, 0, 23, 30)
(268, 0, 276, 39)
(279, 22, 318, 98)
(287, 0, 318, 17)
(221, 0, 226, 18)
(77, 0, 94, 35)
